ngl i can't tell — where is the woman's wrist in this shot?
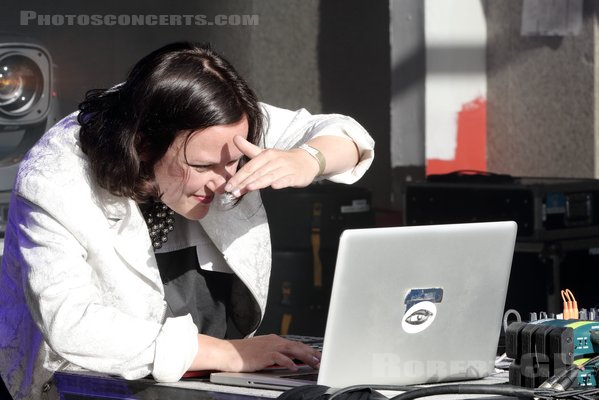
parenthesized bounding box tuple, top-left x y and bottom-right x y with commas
(298, 144, 326, 176)
(190, 334, 238, 372)
(298, 136, 359, 178)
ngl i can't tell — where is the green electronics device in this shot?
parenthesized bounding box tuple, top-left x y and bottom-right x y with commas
(506, 320, 599, 388)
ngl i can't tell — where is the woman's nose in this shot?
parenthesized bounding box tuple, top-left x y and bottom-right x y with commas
(209, 165, 234, 193)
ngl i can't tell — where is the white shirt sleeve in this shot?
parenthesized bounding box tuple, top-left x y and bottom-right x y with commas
(11, 195, 198, 381)
(260, 103, 375, 184)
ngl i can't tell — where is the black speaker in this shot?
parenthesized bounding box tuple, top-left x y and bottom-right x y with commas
(404, 172, 599, 242)
(258, 183, 375, 336)
(403, 172, 599, 314)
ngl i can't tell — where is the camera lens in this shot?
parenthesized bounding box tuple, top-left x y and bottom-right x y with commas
(0, 54, 44, 116)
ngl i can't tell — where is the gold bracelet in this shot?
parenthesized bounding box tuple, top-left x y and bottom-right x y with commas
(298, 144, 326, 176)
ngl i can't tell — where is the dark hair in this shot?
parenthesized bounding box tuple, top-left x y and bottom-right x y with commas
(78, 42, 263, 203)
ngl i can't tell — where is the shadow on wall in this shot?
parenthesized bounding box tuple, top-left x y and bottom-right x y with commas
(318, 0, 391, 210)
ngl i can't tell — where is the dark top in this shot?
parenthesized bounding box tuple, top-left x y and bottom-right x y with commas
(155, 246, 242, 339)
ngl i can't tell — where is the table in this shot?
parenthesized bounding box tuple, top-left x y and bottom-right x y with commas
(52, 370, 286, 400)
(51, 369, 511, 400)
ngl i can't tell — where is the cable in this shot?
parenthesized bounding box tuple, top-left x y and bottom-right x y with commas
(328, 384, 416, 400)
(561, 289, 579, 320)
(540, 365, 582, 390)
(535, 388, 599, 400)
(326, 353, 599, 400)
(383, 384, 599, 400)
(567, 289, 579, 319)
(562, 290, 572, 319)
(538, 352, 599, 390)
(503, 309, 522, 332)
(552, 367, 583, 391)
(386, 384, 536, 400)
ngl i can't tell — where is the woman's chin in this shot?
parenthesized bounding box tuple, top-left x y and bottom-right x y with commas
(183, 204, 210, 221)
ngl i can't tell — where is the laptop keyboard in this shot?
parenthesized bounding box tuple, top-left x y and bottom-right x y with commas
(282, 335, 324, 351)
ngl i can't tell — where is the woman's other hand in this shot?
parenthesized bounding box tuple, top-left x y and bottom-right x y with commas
(190, 334, 321, 372)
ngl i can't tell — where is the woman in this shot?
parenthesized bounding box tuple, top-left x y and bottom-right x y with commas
(0, 42, 374, 400)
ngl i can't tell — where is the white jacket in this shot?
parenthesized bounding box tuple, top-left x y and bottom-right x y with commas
(0, 103, 374, 400)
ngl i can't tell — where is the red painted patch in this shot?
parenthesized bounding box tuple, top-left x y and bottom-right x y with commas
(426, 97, 487, 175)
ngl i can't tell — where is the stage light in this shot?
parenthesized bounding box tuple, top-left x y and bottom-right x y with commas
(0, 37, 59, 235)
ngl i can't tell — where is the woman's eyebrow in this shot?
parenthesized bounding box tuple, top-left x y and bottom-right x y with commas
(186, 157, 241, 167)
(186, 161, 213, 167)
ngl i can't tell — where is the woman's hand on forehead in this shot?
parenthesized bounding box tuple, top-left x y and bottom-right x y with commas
(224, 136, 319, 197)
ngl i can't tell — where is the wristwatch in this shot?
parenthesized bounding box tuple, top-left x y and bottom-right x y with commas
(298, 144, 326, 176)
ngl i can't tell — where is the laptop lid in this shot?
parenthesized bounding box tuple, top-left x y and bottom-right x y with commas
(211, 221, 517, 389)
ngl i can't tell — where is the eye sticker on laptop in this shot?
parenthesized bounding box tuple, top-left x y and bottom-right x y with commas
(402, 288, 443, 334)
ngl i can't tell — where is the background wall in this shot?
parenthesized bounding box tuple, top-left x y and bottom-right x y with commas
(4, 0, 599, 214)
(390, 0, 426, 208)
(390, 0, 599, 196)
(0, 0, 391, 208)
(486, 0, 598, 178)
(3, 0, 599, 340)
(424, 0, 487, 175)
(484, 0, 599, 315)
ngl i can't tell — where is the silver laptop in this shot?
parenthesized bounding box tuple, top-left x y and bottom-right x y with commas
(211, 221, 517, 389)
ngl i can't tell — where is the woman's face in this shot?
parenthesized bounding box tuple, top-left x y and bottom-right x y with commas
(153, 116, 249, 220)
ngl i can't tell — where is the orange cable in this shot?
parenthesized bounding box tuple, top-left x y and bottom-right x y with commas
(561, 289, 571, 319)
(566, 289, 578, 319)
